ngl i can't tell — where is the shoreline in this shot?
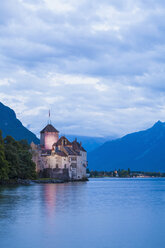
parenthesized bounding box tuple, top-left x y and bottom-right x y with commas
(1, 176, 164, 185)
(90, 176, 165, 179)
(0, 177, 88, 185)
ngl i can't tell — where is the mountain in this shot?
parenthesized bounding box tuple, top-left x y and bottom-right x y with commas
(88, 121, 165, 172)
(0, 102, 39, 144)
(65, 135, 115, 152)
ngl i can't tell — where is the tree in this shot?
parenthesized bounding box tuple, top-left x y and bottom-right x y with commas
(4, 136, 36, 179)
(4, 136, 20, 179)
(17, 149, 36, 179)
(0, 130, 9, 180)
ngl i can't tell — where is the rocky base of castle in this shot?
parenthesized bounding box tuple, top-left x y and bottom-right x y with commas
(0, 177, 88, 185)
(33, 178, 88, 183)
(33, 179, 66, 183)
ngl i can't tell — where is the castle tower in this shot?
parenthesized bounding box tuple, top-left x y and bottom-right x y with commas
(40, 124, 59, 150)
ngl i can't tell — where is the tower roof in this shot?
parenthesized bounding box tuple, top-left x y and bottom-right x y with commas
(40, 124, 59, 133)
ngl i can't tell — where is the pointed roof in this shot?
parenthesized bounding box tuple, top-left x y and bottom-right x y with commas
(40, 124, 59, 133)
(55, 136, 72, 146)
(72, 139, 86, 152)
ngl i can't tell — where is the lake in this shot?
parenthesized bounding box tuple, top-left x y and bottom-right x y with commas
(0, 178, 165, 248)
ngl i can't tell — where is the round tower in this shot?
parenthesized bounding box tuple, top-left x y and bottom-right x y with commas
(40, 124, 59, 150)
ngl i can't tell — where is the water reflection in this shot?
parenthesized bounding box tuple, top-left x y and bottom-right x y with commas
(0, 179, 165, 248)
(41, 182, 88, 217)
(43, 184, 57, 218)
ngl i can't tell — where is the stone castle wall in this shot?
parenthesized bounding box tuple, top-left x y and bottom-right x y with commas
(39, 168, 69, 181)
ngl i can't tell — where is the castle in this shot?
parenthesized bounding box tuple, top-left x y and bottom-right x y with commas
(31, 124, 87, 180)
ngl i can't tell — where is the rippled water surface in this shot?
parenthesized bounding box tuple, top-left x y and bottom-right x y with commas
(0, 178, 165, 248)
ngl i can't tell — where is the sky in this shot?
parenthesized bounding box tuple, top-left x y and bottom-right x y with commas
(0, 0, 165, 138)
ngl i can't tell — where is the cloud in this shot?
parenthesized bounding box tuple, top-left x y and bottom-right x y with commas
(0, 0, 165, 137)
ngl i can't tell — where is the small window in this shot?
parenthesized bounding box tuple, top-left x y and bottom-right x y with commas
(64, 164, 67, 169)
(56, 164, 58, 168)
(71, 163, 77, 168)
(71, 157, 76, 161)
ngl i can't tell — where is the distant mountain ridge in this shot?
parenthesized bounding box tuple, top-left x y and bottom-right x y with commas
(64, 135, 115, 152)
(88, 121, 165, 172)
(0, 102, 39, 144)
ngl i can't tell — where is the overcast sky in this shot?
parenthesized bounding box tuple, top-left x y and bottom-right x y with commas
(0, 0, 165, 137)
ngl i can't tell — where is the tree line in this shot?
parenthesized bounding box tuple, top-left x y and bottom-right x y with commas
(0, 130, 36, 181)
(88, 169, 165, 178)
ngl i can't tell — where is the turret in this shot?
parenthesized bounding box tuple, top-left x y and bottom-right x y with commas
(40, 124, 59, 150)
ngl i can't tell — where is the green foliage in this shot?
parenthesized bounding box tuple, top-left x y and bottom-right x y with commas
(0, 131, 36, 181)
(89, 168, 165, 178)
(118, 169, 129, 177)
(4, 136, 20, 179)
(0, 130, 9, 180)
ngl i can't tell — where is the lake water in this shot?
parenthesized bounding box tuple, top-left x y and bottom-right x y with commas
(0, 178, 165, 248)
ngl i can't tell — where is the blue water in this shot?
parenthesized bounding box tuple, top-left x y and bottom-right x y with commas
(0, 178, 165, 248)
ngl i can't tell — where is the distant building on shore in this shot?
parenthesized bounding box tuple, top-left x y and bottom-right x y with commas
(31, 124, 87, 180)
